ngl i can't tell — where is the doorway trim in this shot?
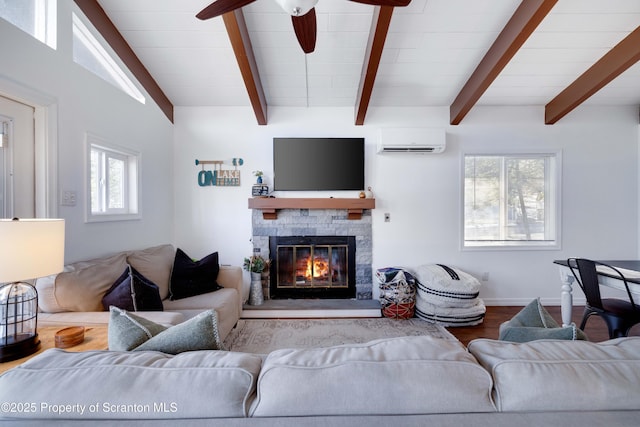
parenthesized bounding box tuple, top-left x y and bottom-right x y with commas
(0, 76, 58, 218)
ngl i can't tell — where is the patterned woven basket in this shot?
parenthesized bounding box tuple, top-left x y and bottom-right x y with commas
(377, 267, 416, 319)
(381, 301, 416, 320)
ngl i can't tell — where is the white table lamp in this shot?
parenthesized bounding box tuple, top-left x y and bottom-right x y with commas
(0, 218, 65, 362)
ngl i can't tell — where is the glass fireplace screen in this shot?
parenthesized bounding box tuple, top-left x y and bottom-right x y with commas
(276, 244, 348, 289)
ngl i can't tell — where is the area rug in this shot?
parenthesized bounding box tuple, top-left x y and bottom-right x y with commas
(222, 318, 457, 353)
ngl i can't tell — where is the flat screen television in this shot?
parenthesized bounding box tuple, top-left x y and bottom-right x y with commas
(273, 137, 365, 191)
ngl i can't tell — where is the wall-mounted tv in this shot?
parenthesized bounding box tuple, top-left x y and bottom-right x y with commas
(273, 137, 365, 191)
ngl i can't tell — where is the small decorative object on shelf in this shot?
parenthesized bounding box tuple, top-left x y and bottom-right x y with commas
(359, 191, 366, 198)
(253, 170, 264, 184)
(252, 184, 269, 197)
(365, 186, 374, 198)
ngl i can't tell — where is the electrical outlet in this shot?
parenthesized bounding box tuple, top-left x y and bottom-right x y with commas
(384, 213, 391, 222)
(61, 190, 77, 207)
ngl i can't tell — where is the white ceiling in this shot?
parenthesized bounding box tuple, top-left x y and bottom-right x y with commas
(95, 0, 640, 117)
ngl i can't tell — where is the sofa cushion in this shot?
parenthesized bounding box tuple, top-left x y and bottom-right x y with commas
(162, 287, 239, 341)
(127, 244, 175, 301)
(498, 298, 587, 342)
(467, 337, 640, 412)
(54, 252, 128, 312)
(0, 348, 263, 419)
(34, 273, 61, 313)
(250, 336, 496, 417)
(169, 248, 222, 300)
(102, 266, 164, 312)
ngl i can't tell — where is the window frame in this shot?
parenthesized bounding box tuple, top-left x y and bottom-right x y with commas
(460, 150, 562, 251)
(71, 11, 145, 104)
(86, 133, 140, 223)
(0, 0, 57, 49)
(34, 0, 56, 49)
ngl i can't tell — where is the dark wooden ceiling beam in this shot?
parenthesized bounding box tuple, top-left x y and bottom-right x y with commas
(223, 10, 268, 125)
(354, 6, 394, 126)
(449, 0, 557, 125)
(545, 26, 640, 124)
(73, 0, 174, 123)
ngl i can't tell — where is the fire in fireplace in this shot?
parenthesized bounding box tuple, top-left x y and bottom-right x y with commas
(269, 236, 356, 299)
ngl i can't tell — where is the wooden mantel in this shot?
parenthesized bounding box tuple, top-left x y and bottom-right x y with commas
(248, 197, 375, 220)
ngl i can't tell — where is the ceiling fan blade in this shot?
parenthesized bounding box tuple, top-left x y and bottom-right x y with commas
(196, 0, 257, 20)
(348, 0, 412, 7)
(291, 8, 317, 54)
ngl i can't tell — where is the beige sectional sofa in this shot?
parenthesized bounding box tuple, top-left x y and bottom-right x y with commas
(1, 336, 639, 426)
(34, 244, 243, 340)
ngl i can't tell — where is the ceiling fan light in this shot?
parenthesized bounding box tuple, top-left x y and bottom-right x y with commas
(274, 0, 318, 16)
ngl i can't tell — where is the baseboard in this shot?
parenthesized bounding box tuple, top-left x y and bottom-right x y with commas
(481, 297, 586, 306)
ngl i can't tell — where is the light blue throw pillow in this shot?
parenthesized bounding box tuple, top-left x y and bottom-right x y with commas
(108, 306, 168, 351)
(498, 298, 588, 343)
(135, 310, 224, 353)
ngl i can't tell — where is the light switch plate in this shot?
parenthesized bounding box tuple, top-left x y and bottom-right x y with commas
(61, 190, 77, 206)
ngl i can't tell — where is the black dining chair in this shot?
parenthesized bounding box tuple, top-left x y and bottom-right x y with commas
(567, 258, 640, 339)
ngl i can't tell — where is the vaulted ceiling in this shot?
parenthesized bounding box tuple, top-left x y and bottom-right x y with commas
(83, 0, 640, 125)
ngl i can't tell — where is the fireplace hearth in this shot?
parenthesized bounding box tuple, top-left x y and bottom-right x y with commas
(269, 236, 356, 299)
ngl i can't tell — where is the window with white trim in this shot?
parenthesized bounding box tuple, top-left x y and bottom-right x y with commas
(463, 153, 560, 249)
(0, 0, 57, 49)
(72, 12, 145, 104)
(87, 135, 139, 222)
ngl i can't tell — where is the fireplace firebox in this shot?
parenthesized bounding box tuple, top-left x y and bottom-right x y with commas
(269, 236, 356, 299)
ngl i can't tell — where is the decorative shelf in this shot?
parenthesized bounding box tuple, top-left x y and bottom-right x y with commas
(248, 197, 375, 220)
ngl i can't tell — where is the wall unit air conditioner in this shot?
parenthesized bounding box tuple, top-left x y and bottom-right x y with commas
(377, 128, 446, 154)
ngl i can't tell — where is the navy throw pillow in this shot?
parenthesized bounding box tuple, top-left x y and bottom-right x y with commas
(169, 248, 222, 300)
(102, 266, 164, 312)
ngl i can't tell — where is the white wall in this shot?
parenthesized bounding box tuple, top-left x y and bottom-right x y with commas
(174, 104, 639, 305)
(0, 2, 174, 263)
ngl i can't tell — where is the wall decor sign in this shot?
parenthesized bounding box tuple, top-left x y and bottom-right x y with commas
(195, 158, 243, 187)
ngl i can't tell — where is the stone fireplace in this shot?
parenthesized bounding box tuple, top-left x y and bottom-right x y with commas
(250, 206, 373, 300)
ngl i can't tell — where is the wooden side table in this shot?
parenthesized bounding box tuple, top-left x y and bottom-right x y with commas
(0, 326, 108, 374)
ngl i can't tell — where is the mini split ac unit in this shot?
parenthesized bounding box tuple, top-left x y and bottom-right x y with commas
(377, 128, 446, 154)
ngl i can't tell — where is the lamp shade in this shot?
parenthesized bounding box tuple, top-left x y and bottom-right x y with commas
(0, 219, 65, 283)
